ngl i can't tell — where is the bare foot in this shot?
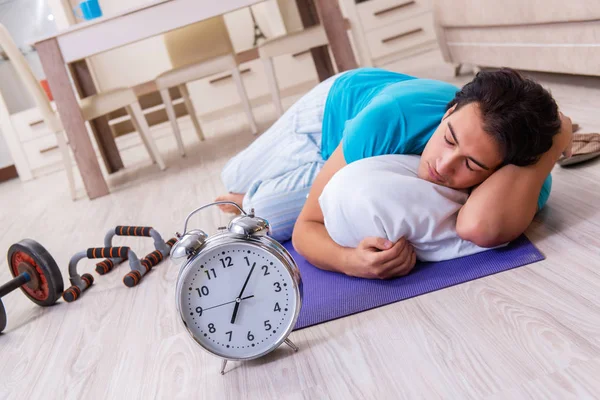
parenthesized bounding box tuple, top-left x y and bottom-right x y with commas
(215, 193, 245, 214)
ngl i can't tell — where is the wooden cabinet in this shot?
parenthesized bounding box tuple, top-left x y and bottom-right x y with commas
(357, 0, 432, 29)
(2, 104, 94, 179)
(364, 12, 437, 60)
(342, 0, 438, 67)
(184, 54, 318, 119)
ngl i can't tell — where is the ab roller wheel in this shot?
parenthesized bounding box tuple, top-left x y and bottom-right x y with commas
(0, 239, 64, 333)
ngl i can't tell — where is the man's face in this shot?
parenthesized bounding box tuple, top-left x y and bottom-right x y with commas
(418, 102, 504, 189)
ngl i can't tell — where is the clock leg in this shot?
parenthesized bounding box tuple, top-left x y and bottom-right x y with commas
(284, 338, 299, 352)
(220, 359, 228, 375)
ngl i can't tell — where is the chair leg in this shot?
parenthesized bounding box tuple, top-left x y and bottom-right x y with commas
(262, 56, 284, 118)
(231, 66, 258, 135)
(178, 84, 205, 142)
(159, 88, 186, 157)
(55, 130, 77, 200)
(127, 103, 166, 171)
(126, 107, 156, 164)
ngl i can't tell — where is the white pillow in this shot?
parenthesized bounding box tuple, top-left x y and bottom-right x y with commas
(318, 154, 492, 262)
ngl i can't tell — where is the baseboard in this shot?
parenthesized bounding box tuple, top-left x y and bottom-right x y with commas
(0, 165, 18, 182)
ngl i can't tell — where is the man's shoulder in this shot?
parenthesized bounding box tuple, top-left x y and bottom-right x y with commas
(380, 77, 460, 98)
(340, 67, 417, 81)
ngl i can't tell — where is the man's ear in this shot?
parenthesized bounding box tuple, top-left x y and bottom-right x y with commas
(443, 104, 457, 120)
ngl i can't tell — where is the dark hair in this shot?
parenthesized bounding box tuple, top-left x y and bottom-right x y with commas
(446, 68, 561, 166)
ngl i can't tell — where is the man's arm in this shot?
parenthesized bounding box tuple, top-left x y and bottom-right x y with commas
(457, 113, 573, 247)
(292, 145, 353, 272)
(292, 144, 416, 279)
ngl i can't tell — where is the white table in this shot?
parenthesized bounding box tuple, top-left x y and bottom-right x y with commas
(33, 0, 356, 199)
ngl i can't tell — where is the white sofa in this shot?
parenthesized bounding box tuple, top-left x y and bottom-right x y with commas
(432, 0, 600, 77)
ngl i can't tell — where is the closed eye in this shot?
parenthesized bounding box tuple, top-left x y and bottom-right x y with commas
(465, 159, 475, 171)
(447, 135, 477, 171)
(446, 122, 491, 171)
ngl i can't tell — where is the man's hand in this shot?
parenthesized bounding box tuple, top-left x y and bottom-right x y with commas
(292, 144, 417, 280)
(343, 237, 417, 279)
(556, 112, 574, 159)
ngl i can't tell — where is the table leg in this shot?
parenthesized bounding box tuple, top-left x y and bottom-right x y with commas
(295, 0, 335, 82)
(313, 0, 358, 72)
(70, 60, 124, 173)
(35, 38, 109, 199)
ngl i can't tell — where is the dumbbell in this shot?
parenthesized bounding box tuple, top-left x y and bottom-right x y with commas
(1, 239, 64, 333)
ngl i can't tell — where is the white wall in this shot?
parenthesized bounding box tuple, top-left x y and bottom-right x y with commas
(0, 0, 57, 170)
(0, 0, 57, 52)
(0, 0, 58, 114)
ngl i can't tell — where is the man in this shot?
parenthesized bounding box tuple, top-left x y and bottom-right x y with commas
(217, 67, 573, 279)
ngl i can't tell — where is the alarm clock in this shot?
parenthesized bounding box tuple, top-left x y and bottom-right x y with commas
(171, 201, 303, 374)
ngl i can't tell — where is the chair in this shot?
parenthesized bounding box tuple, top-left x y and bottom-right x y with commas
(0, 24, 165, 200)
(156, 16, 258, 157)
(258, 25, 330, 117)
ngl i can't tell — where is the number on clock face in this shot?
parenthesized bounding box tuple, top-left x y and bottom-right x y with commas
(180, 243, 296, 359)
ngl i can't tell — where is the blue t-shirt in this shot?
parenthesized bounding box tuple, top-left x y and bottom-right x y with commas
(321, 68, 552, 210)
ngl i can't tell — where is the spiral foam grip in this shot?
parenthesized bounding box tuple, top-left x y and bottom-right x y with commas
(95, 259, 115, 275)
(122, 239, 177, 287)
(87, 247, 129, 259)
(62, 273, 94, 302)
(81, 273, 94, 287)
(115, 226, 152, 237)
(62, 286, 80, 302)
(140, 250, 164, 272)
(123, 270, 142, 288)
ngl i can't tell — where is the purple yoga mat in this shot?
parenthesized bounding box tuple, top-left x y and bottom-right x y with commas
(284, 235, 544, 330)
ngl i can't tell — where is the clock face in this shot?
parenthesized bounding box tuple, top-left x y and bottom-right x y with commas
(177, 240, 299, 360)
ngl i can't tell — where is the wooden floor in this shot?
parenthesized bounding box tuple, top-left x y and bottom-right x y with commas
(1, 50, 600, 399)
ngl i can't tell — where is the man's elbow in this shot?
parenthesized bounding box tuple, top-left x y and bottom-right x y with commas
(456, 219, 513, 248)
(291, 220, 304, 255)
(291, 228, 299, 253)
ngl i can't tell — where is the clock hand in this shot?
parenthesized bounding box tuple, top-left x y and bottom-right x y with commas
(202, 295, 254, 313)
(231, 262, 256, 324)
